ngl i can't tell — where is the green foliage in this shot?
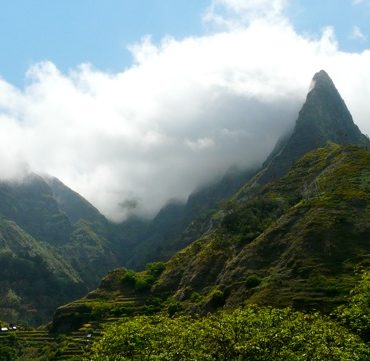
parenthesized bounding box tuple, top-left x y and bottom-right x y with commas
(245, 274, 262, 288)
(221, 196, 285, 239)
(121, 263, 166, 293)
(88, 306, 369, 360)
(167, 301, 183, 317)
(146, 262, 166, 277)
(155, 145, 370, 312)
(0, 219, 84, 325)
(335, 269, 370, 341)
(120, 271, 137, 288)
(0, 334, 18, 361)
(207, 288, 226, 308)
(2, 289, 22, 307)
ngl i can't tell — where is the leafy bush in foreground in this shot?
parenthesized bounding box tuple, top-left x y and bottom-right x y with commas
(88, 306, 369, 361)
(335, 270, 370, 341)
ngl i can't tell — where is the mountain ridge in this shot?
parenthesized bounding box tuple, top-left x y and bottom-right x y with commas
(0, 70, 369, 328)
(50, 143, 370, 333)
(49, 70, 370, 333)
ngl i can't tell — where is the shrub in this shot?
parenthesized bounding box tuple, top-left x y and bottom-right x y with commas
(88, 306, 369, 360)
(120, 271, 137, 288)
(245, 274, 262, 288)
(334, 269, 370, 341)
(208, 288, 226, 308)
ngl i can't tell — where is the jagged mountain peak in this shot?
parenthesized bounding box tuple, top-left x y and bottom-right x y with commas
(312, 69, 332, 83)
(296, 69, 368, 147)
(255, 70, 370, 186)
(307, 69, 335, 95)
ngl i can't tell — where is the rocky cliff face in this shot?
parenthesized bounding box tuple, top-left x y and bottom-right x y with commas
(256, 70, 369, 186)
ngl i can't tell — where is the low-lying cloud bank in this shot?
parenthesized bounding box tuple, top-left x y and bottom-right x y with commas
(0, 0, 369, 221)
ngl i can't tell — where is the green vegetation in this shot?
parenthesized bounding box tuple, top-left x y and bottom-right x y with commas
(124, 167, 257, 270)
(7, 269, 370, 360)
(1, 70, 370, 360)
(0, 219, 84, 325)
(49, 144, 370, 361)
(245, 274, 262, 288)
(0, 333, 18, 361)
(155, 145, 370, 312)
(88, 306, 369, 360)
(335, 269, 370, 341)
(0, 174, 123, 324)
(121, 262, 166, 292)
(51, 263, 167, 333)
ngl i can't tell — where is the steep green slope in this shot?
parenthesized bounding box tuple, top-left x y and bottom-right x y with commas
(51, 262, 166, 333)
(44, 176, 123, 287)
(58, 221, 119, 289)
(0, 174, 121, 324)
(0, 174, 72, 246)
(0, 218, 84, 325)
(125, 166, 257, 269)
(156, 144, 370, 311)
(45, 175, 151, 267)
(144, 71, 370, 308)
(45, 176, 108, 227)
(50, 144, 370, 333)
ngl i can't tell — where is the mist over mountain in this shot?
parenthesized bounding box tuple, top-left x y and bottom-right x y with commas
(253, 70, 370, 186)
(1, 69, 367, 326)
(50, 70, 370, 349)
(1, 5, 370, 221)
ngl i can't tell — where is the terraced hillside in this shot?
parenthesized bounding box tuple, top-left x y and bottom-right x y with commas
(51, 144, 370, 336)
(0, 327, 96, 360)
(51, 263, 166, 333)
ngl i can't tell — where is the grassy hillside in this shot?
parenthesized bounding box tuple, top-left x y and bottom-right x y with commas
(35, 264, 370, 360)
(123, 166, 257, 269)
(0, 174, 73, 246)
(50, 144, 370, 334)
(51, 262, 166, 333)
(0, 218, 84, 325)
(156, 144, 370, 311)
(0, 175, 121, 325)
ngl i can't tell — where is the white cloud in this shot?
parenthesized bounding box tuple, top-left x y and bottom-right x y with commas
(0, 1, 370, 221)
(186, 137, 215, 151)
(351, 25, 367, 41)
(204, 0, 289, 28)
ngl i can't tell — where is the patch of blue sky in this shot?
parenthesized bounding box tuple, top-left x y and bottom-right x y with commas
(289, 0, 370, 51)
(0, 0, 369, 87)
(0, 0, 209, 86)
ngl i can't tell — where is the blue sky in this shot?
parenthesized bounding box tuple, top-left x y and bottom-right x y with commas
(0, 0, 209, 86)
(289, 0, 370, 51)
(0, 0, 370, 86)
